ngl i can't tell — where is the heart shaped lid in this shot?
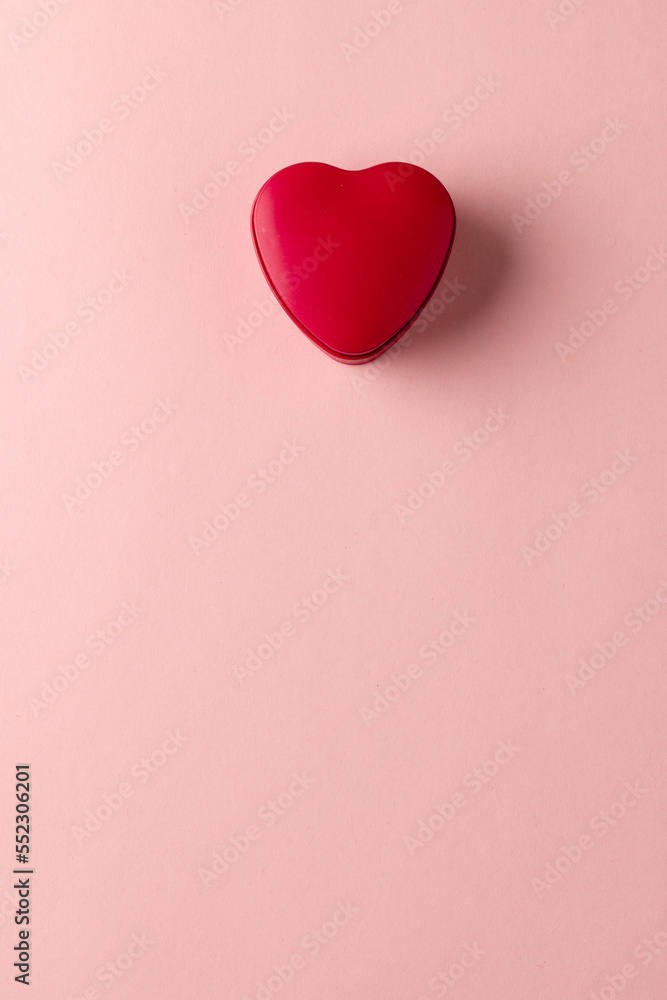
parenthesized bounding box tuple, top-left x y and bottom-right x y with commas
(251, 161, 456, 360)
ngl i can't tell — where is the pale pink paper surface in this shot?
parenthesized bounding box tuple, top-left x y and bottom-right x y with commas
(1, 1, 666, 997)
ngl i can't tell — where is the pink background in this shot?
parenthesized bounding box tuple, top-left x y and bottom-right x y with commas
(1, 1, 666, 997)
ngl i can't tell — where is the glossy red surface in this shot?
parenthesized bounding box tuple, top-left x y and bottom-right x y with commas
(251, 161, 456, 364)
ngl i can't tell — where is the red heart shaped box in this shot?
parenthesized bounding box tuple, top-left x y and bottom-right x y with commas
(251, 161, 456, 364)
